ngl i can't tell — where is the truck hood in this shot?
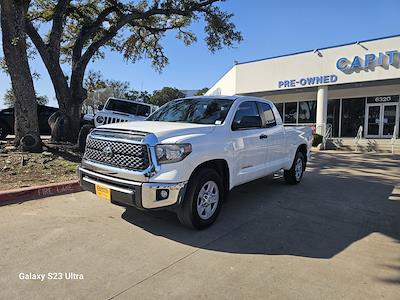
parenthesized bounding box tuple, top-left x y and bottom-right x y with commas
(99, 121, 216, 142)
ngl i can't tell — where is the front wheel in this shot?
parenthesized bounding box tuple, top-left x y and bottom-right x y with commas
(77, 124, 94, 153)
(284, 151, 305, 185)
(177, 168, 223, 229)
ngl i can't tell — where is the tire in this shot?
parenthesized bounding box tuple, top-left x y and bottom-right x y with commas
(20, 133, 42, 152)
(0, 122, 9, 140)
(78, 124, 94, 153)
(177, 168, 224, 229)
(284, 151, 305, 185)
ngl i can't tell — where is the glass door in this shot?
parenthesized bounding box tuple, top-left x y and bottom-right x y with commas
(366, 105, 381, 137)
(365, 103, 399, 138)
(382, 104, 397, 137)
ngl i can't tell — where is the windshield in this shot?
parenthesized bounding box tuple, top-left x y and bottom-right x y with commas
(105, 99, 151, 117)
(146, 98, 234, 124)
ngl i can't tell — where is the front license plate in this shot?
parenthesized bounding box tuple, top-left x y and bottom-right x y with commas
(95, 184, 111, 200)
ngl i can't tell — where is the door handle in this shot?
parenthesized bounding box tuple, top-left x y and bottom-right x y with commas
(259, 134, 268, 139)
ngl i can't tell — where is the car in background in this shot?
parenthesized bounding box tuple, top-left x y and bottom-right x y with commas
(94, 98, 159, 127)
(0, 105, 58, 140)
(78, 98, 159, 152)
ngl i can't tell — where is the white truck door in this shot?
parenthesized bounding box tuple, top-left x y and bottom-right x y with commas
(258, 102, 286, 173)
(230, 101, 269, 185)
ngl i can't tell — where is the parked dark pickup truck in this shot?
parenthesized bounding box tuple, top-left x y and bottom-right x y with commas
(0, 105, 59, 140)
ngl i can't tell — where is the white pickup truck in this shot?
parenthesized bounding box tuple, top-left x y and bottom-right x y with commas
(79, 96, 312, 229)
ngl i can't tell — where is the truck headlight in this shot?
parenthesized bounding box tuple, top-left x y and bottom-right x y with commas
(96, 116, 104, 124)
(155, 144, 192, 164)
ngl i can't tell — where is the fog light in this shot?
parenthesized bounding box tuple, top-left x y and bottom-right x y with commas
(156, 189, 169, 201)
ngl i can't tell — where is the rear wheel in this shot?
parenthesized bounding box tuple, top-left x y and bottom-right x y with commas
(177, 168, 223, 229)
(284, 151, 305, 185)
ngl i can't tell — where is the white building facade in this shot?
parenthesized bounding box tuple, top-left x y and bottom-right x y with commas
(206, 35, 400, 139)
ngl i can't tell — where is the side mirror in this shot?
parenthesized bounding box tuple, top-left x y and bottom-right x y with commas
(98, 105, 104, 111)
(232, 115, 262, 130)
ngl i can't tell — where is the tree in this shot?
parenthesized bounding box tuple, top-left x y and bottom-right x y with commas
(3, 88, 49, 108)
(124, 90, 151, 103)
(82, 71, 106, 113)
(82, 72, 133, 113)
(105, 79, 131, 99)
(1, 0, 42, 151)
(149, 87, 185, 106)
(24, 0, 242, 143)
(195, 87, 209, 96)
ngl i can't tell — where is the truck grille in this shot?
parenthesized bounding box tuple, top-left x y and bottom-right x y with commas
(103, 116, 129, 124)
(84, 137, 150, 171)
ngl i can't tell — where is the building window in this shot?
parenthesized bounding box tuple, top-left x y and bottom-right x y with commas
(284, 102, 297, 124)
(341, 98, 365, 137)
(327, 99, 340, 137)
(298, 101, 316, 123)
(275, 103, 284, 119)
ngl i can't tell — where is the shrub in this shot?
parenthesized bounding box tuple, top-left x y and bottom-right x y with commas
(312, 134, 323, 147)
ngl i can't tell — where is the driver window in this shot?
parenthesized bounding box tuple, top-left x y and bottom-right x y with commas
(232, 101, 261, 128)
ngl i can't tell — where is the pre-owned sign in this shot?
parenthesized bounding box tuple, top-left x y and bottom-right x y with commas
(278, 75, 337, 89)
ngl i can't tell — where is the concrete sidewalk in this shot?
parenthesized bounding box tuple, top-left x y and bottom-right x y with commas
(0, 151, 399, 299)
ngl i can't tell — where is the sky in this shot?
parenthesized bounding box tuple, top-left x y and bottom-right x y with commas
(1, 0, 400, 109)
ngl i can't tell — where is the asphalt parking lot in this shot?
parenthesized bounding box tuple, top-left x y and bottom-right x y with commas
(0, 151, 399, 299)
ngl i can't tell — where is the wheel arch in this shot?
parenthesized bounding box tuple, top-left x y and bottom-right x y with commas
(297, 144, 308, 163)
(188, 159, 230, 200)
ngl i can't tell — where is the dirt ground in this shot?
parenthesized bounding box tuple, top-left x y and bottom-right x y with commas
(0, 141, 81, 191)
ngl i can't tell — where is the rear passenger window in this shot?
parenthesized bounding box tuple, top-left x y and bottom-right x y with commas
(259, 103, 276, 128)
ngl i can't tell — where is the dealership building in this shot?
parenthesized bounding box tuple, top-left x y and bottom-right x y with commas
(206, 35, 400, 139)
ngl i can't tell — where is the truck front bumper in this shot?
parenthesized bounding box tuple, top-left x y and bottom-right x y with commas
(78, 166, 187, 210)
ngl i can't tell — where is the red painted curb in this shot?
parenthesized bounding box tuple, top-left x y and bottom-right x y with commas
(0, 180, 82, 206)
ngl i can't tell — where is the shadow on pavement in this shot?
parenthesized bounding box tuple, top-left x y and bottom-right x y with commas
(121, 152, 400, 281)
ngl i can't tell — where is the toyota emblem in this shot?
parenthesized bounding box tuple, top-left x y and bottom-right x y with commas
(102, 146, 114, 158)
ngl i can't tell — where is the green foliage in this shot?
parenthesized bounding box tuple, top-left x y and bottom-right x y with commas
(27, 0, 243, 72)
(195, 87, 209, 96)
(312, 134, 323, 147)
(3, 88, 48, 108)
(85, 70, 107, 93)
(148, 87, 185, 106)
(124, 90, 151, 102)
(23, 0, 243, 143)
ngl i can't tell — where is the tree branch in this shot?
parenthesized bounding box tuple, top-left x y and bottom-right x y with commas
(26, 21, 71, 104)
(79, 16, 128, 70)
(76, 0, 220, 69)
(25, 21, 51, 63)
(73, 4, 118, 55)
(48, 0, 70, 55)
